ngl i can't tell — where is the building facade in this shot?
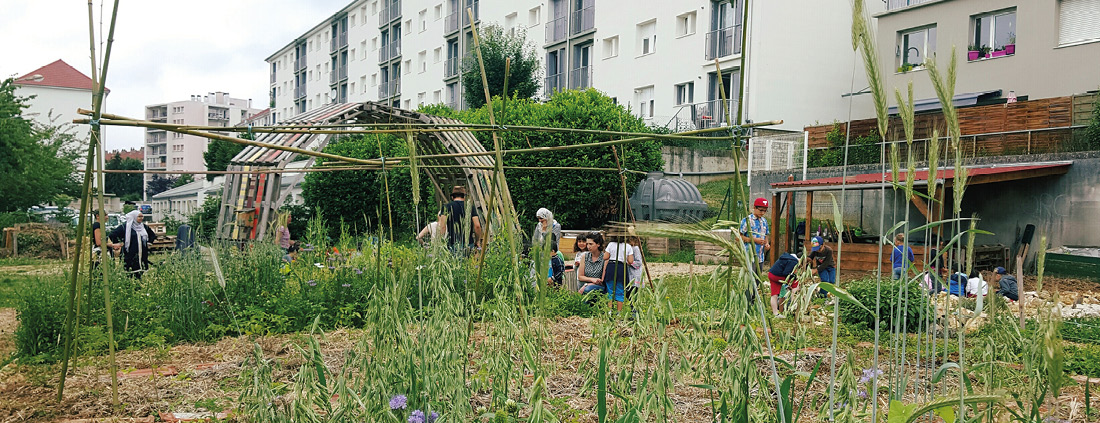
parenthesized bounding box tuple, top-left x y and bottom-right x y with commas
(267, 0, 881, 134)
(876, 0, 1100, 104)
(143, 92, 262, 199)
(13, 59, 105, 145)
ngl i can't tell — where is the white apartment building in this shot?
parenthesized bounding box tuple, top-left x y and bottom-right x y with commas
(13, 59, 105, 146)
(143, 92, 262, 200)
(267, 0, 881, 134)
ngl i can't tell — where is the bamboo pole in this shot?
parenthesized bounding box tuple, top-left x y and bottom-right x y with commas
(610, 145, 654, 289)
(87, 165, 647, 174)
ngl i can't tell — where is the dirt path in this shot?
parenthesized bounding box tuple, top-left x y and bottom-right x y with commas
(0, 308, 14, 360)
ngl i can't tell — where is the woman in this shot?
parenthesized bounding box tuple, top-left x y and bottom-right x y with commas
(603, 233, 636, 311)
(108, 210, 157, 278)
(577, 232, 608, 297)
(531, 208, 562, 252)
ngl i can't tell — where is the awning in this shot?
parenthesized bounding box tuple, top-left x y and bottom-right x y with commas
(887, 90, 1002, 114)
(770, 161, 1072, 192)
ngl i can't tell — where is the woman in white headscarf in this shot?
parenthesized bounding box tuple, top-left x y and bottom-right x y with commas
(108, 210, 157, 278)
(531, 208, 562, 251)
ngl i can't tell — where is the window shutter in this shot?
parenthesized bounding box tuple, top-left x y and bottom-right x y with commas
(1059, 0, 1100, 45)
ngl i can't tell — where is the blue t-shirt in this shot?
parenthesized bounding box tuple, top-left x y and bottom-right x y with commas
(739, 215, 770, 264)
(892, 245, 915, 269)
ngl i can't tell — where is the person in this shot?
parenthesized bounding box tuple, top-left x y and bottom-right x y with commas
(547, 236, 565, 287)
(438, 186, 483, 254)
(577, 232, 608, 299)
(891, 233, 915, 281)
(603, 233, 636, 311)
(108, 210, 157, 278)
(416, 221, 440, 245)
(283, 242, 300, 263)
(966, 271, 989, 298)
(808, 236, 835, 297)
(739, 197, 771, 273)
(274, 212, 292, 252)
(992, 266, 1019, 301)
(91, 214, 119, 262)
(947, 271, 968, 296)
(531, 208, 562, 250)
(572, 237, 589, 270)
(767, 252, 801, 317)
(625, 235, 645, 303)
(922, 260, 949, 295)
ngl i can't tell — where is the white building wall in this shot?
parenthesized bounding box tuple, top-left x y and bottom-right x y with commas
(267, 0, 876, 136)
(14, 85, 97, 142)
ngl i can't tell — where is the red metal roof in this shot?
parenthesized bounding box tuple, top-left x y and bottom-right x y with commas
(771, 162, 1071, 189)
(15, 59, 108, 93)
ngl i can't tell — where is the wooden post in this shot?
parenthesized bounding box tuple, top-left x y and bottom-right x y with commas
(770, 192, 781, 264)
(805, 191, 814, 248)
(784, 175, 794, 255)
(1017, 243, 1029, 329)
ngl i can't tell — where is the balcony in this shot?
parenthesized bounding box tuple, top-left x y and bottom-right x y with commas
(389, 38, 401, 60)
(295, 84, 307, 100)
(391, 78, 401, 96)
(444, 12, 459, 34)
(208, 112, 229, 121)
(545, 15, 567, 44)
(683, 99, 738, 130)
(570, 5, 594, 36)
(886, 0, 934, 11)
(330, 31, 348, 53)
(147, 134, 167, 145)
(444, 56, 461, 79)
(380, 43, 393, 62)
(380, 39, 401, 63)
(705, 26, 742, 60)
(379, 0, 401, 26)
(329, 66, 348, 84)
(568, 66, 591, 90)
(270, 72, 276, 84)
(295, 56, 307, 72)
(460, 1, 479, 27)
(544, 73, 564, 96)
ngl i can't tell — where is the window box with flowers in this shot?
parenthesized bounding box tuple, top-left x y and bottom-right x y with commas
(971, 10, 1016, 61)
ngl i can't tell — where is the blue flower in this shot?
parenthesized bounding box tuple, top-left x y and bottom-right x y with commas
(408, 409, 426, 423)
(307, 280, 317, 287)
(355, 268, 363, 275)
(389, 394, 407, 410)
(859, 368, 883, 384)
(342, 283, 351, 288)
(428, 411, 439, 423)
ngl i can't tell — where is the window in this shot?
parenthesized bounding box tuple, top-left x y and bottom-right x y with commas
(676, 11, 697, 37)
(350, 82, 356, 94)
(372, 37, 378, 51)
(434, 47, 442, 62)
(405, 19, 413, 35)
(404, 59, 412, 74)
(371, 0, 377, 15)
(419, 51, 427, 73)
(529, 6, 541, 27)
(637, 20, 657, 56)
(433, 90, 441, 102)
(635, 86, 655, 118)
(371, 73, 378, 86)
(309, 70, 314, 81)
(1059, 0, 1100, 46)
(675, 82, 694, 105)
(505, 12, 518, 36)
(971, 10, 1016, 59)
(897, 25, 936, 71)
(418, 92, 426, 106)
(360, 76, 367, 92)
(434, 4, 442, 20)
(350, 14, 356, 26)
(361, 41, 367, 59)
(602, 36, 619, 59)
(419, 10, 427, 32)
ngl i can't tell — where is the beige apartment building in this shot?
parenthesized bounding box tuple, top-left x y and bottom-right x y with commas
(143, 92, 262, 200)
(876, 0, 1100, 105)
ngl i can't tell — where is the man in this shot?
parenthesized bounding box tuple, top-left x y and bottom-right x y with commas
(991, 266, 1019, 301)
(739, 197, 771, 272)
(808, 236, 835, 297)
(438, 186, 482, 254)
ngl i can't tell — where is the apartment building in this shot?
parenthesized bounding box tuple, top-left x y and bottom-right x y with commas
(876, 0, 1100, 105)
(143, 92, 262, 199)
(267, 0, 881, 134)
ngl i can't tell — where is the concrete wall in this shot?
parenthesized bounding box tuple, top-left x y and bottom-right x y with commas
(661, 146, 746, 185)
(750, 151, 1100, 263)
(876, 0, 1100, 104)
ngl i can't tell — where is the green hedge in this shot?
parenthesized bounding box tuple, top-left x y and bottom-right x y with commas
(838, 277, 930, 334)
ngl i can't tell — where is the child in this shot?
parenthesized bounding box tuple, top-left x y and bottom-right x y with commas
(767, 252, 801, 317)
(891, 233, 915, 281)
(602, 233, 635, 311)
(947, 271, 968, 296)
(991, 266, 1018, 301)
(547, 236, 564, 287)
(808, 236, 834, 297)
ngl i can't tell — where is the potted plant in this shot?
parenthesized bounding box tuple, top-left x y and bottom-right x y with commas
(1005, 33, 1016, 55)
(980, 45, 991, 58)
(991, 46, 1007, 58)
(897, 62, 915, 73)
(968, 44, 981, 61)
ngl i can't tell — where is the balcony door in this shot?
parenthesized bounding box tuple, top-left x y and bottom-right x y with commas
(705, 69, 739, 126)
(571, 43, 591, 89)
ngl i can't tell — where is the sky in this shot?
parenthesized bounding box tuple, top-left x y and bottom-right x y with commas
(0, 0, 350, 151)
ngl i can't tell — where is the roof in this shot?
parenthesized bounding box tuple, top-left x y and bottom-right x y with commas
(886, 90, 1001, 115)
(152, 177, 224, 200)
(15, 59, 109, 93)
(107, 148, 143, 161)
(770, 162, 1072, 192)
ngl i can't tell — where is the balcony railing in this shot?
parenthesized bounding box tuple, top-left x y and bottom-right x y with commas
(270, 72, 276, 84)
(460, 1, 479, 27)
(445, 56, 461, 78)
(684, 99, 738, 130)
(331, 31, 348, 52)
(886, 0, 933, 10)
(378, 79, 401, 98)
(444, 12, 459, 34)
(295, 56, 307, 72)
(380, 0, 401, 25)
(705, 26, 742, 60)
(569, 66, 591, 90)
(208, 112, 229, 120)
(147, 134, 167, 144)
(389, 38, 401, 60)
(391, 78, 401, 96)
(570, 6, 594, 35)
(544, 73, 565, 96)
(545, 15, 567, 44)
(380, 43, 393, 62)
(295, 84, 307, 99)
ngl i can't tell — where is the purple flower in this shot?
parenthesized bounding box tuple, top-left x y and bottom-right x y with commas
(342, 283, 351, 288)
(428, 411, 439, 423)
(408, 409, 426, 423)
(355, 268, 363, 275)
(389, 394, 407, 410)
(859, 368, 883, 384)
(307, 280, 317, 287)
(858, 389, 867, 399)
(328, 266, 335, 270)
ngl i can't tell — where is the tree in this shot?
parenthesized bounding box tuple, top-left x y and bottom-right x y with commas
(421, 89, 664, 231)
(301, 135, 432, 239)
(0, 78, 81, 212)
(461, 24, 541, 110)
(146, 175, 178, 198)
(105, 152, 144, 201)
(204, 138, 246, 181)
(172, 174, 195, 188)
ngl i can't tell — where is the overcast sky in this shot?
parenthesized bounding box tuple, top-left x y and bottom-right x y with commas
(0, 0, 349, 151)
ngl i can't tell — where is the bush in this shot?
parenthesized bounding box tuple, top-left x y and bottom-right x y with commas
(1064, 343, 1100, 377)
(14, 274, 68, 358)
(187, 197, 221, 241)
(807, 123, 882, 168)
(420, 89, 664, 231)
(839, 277, 930, 333)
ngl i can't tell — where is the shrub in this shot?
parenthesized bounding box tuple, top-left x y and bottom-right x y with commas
(14, 275, 68, 358)
(839, 277, 930, 333)
(807, 123, 882, 168)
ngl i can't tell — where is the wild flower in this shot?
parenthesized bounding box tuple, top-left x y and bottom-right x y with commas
(355, 268, 363, 275)
(858, 368, 882, 384)
(408, 409, 426, 423)
(428, 411, 439, 423)
(328, 266, 335, 270)
(341, 283, 351, 288)
(390, 394, 408, 410)
(858, 389, 867, 399)
(307, 280, 317, 287)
